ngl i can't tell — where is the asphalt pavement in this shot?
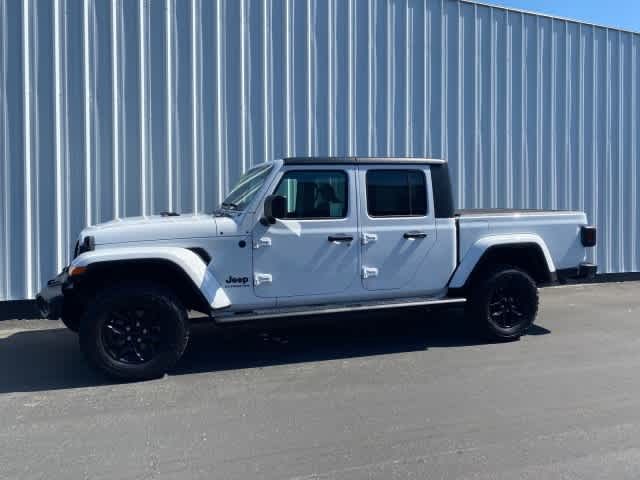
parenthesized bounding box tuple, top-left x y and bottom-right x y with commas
(1, 282, 640, 479)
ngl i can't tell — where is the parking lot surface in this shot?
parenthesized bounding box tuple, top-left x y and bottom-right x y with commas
(1, 282, 640, 479)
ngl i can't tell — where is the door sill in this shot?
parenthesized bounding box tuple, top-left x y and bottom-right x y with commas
(214, 296, 466, 324)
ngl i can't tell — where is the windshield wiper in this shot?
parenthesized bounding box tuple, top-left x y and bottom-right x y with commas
(221, 201, 239, 210)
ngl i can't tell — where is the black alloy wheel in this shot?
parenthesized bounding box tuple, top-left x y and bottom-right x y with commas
(101, 304, 165, 365)
(488, 286, 527, 329)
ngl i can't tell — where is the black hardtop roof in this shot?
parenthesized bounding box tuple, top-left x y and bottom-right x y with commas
(282, 157, 447, 165)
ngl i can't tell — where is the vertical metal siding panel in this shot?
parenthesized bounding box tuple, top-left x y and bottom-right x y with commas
(223, 0, 243, 189)
(504, 10, 513, 207)
(621, 32, 634, 273)
(110, 0, 121, 220)
(540, 17, 553, 210)
(53, 0, 65, 273)
(595, 27, 607, 271)
(493, 8, 507, 208)
(371, 0, 387, 156)
(0, 0, 9, 299)
(23, 0, 35, 298)
(33, 0, 56, 293)
(633, 35, 639, 271)
(2, 0, 640, 300)
(605, 30, 614, 272)
(173, 1, 193, 213)
(577, 24, 585, 214)
(509, 12, 525, 209)
(349, 0, 359, 155)
(354, 0, 370, 154)
(523, 14, 535, 209)
(138, 0, 148, 215)
(4, 0, 27, 300)
(488, 8, 497, 208)
(191, 0, 203, 211)
(199, 0, 217, 212)
(383, 0, 392, 155)
(81, 0, 92, 227)
(239, 0, 248, 173)
(581, 25, 595, 265)
(460, 2, 474, 207)
(120, 0, 141, 218)
(94, 0, 114, 224)
(333, 0, 350, 156)
(477, 6, 491, 208)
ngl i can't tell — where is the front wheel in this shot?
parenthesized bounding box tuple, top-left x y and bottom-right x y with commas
(466, 265, 539, 340)
(79, 283, 190, 381)
(61, 313, 80, 333)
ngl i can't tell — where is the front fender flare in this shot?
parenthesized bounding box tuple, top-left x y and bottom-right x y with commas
(70, 246, 231, 310)
(448, 234, 556, 289)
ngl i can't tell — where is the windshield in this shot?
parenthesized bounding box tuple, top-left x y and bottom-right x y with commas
(220, 163, 273, 211)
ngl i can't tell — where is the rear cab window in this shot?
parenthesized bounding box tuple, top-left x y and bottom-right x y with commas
(366, 170, 428, 217)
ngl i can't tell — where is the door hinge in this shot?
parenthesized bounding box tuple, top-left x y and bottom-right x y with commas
(254, 273, 273, 286)
(361, 266, 379, 279)
(361, 232, 378, 245)
(253, 237, 272, 249)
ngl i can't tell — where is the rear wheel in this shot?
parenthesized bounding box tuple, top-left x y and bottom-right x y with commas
(79, 283, 190, 381)
(466, 265, 539, 340)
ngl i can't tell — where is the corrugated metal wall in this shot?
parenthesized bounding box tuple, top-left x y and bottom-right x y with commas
(0, 0, 638, 301)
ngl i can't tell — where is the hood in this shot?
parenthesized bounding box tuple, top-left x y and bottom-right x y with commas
(80, 214, 241, 246)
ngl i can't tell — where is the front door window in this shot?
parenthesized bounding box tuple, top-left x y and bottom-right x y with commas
(273, 170, 348, 219)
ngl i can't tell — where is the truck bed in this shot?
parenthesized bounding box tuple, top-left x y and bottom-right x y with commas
(455, 209, 588, 271)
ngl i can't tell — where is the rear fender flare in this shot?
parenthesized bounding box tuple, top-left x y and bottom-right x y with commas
(448, 234, 555, 289)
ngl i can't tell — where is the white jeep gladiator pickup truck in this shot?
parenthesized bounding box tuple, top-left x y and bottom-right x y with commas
(37, 157, 597, 380)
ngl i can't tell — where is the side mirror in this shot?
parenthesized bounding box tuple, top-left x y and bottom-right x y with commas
(261, 195, 286, 226)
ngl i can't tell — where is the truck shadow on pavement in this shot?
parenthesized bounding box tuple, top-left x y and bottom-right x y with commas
(0, 308, 550, 394)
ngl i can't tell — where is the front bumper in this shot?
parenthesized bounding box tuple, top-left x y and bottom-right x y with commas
(35, 271, 70, 320)
(555, 262, 598, 284)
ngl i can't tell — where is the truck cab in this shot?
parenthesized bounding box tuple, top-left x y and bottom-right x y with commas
(37, 157, 597, 380)
(222, 157, 456, 310)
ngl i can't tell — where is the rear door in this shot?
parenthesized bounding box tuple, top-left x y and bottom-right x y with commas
(358, 165, 438, 293)
(252, 166, 359, 299)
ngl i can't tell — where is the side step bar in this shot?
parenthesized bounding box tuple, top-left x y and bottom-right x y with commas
(214, 297, 466, 324)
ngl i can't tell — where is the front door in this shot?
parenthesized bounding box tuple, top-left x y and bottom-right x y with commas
(358, 165, 438, 293)
(252, 166, 359, 299)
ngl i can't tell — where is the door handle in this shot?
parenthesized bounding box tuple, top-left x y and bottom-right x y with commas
(328, 234, 353, 243)
(403, 231, 428, 239)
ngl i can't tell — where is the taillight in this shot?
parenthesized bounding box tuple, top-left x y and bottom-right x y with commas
(581, 225, 597, 247)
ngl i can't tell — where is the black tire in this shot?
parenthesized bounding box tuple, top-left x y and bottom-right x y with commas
(79, 282, 190, 381)
(466, 265, 539, 340)
(60, 300, 85, 333)
(61, 314, 80, 333)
